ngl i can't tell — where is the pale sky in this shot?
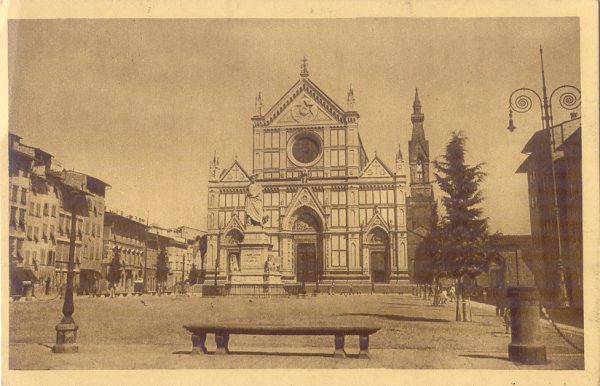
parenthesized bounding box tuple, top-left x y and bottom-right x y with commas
(8, 18, 580, 233)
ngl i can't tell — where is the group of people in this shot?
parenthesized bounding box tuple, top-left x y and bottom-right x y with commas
(437, 285, 456, 304)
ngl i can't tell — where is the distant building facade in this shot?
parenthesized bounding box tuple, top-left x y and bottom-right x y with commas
(206, 60, 410, 285)
(405, 90, 435, 281)
(103, 211, 149, 292)
(8, 133, 109, 296)
(516, 116, 582, 308)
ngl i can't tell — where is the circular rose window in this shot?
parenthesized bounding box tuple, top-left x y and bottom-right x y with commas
(289, 133, 322, 166)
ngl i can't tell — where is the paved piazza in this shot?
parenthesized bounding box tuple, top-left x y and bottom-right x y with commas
(8, 293, 583, 370)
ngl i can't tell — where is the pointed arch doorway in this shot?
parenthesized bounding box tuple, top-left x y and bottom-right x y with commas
(290, 207, 323, 284)
(367, 227, 389, 283)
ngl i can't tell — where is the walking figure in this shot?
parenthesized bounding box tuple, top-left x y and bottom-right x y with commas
(502, 307, 512, 334)
(449, 285, 456, 302)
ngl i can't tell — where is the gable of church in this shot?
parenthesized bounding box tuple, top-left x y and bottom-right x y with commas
(283, 187, 326, 224)
(360, 156, 393, 178)
(264, 79, 345, 126)
(220, 161, 251, 182)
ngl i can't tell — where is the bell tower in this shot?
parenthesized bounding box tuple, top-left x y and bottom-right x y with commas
(407, 88, 435, 283)
(408, 88, 432, 198)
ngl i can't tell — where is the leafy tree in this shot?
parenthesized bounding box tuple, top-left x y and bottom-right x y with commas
(107, 250, 123, 286)
(413, 202, 441, 285)
(155, 248, 170, 292)
(433, 132, 497, 321)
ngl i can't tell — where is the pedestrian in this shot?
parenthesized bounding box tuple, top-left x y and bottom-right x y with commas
(502, 307, 511, 334)
(440, 289, 448, 304)
(45, 277, 51, 295)
(449, 285, 456, 302)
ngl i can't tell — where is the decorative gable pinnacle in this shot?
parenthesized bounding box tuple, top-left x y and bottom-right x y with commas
(300, 56, 309, 77)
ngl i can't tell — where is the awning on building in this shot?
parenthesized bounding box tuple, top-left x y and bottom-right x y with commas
(12, 267, 39, 283)
(80, 268, 103, 278)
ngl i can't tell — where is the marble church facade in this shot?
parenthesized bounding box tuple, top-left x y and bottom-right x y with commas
(206, 60, 412, 284)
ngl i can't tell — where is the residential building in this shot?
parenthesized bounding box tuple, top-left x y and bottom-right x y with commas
(516, 116, 582, 308)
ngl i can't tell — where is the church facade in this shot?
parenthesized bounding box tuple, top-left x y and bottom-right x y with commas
(206, 60, 412, 285)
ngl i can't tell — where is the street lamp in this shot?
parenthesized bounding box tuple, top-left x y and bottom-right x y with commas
(53, 188, 89, 353)
(506, 46, 581, 308)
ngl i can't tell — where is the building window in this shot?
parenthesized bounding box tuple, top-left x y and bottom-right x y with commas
(51, 205, 57, 217)
(330, 129, 346, 146)
(36, 203, 41, 217)
(42, 224, 48, 240)
(34, 226, 39, 242)
(264, 132, 279, 149)
(43, 203, 49, 216)
(11, 185, 19, 203)
(330, 150, 346, 167)
(21, 188, 27, 205)
(10, 207, 17, 227)
(330, 190, 346, 206)
(263, 151, 280, 169)
(29, 201, 35, 214)
(331, 209, 347, 228)
(331, 235, 347, 267)
(50, 225, 55, 239)
(19, 209, 26, 229)
(289, 132, 322, 166)
(27, 225, 33, 240)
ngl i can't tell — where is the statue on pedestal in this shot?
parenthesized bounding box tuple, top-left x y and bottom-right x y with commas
(264, 255, 279, 273)
(245, 174, 269, 227)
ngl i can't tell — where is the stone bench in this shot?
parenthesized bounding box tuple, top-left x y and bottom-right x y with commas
(182, 324, 381, 359)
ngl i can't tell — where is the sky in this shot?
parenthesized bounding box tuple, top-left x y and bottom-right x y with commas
(7, 18, 580, 233)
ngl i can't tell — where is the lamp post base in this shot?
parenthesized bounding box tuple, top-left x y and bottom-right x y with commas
(508, 343, 547, 365)
(52, 323, 79, 353)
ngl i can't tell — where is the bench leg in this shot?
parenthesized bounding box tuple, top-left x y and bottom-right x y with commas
(359, 335, 370, 359)
(333, 334, 346, 359)
(191, 333, 207, 355)
(215, 333, 230, 355)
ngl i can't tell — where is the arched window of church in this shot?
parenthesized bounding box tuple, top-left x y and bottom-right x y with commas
(351, 242, 357, 267)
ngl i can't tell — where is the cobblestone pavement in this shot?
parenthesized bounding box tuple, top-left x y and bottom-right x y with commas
(8, 293, 584, 370)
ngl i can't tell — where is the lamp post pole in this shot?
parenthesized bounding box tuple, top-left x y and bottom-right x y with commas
(506, 46, 580, 308)
(53, 189, 86, 353)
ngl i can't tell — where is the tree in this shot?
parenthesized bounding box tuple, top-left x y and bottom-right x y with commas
(433, 132, 497, 321)
(107, 250, 123, 295)
(414, 202, 442, 285)
(155, 248, 170, 293)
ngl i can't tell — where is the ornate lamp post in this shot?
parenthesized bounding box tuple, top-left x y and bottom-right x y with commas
(53, 187, 89, 353)
(506, 46, 581, 308)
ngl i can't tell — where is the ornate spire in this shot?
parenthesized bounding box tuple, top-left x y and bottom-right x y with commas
(396, 144, 405, 174)
(210, 151, 220, 180)
(255, 92, 263, 116)
(411, 87, 425, 140)
(413, 88, 422, 115)
(300, 56, 309, 77)
(396, 144, 403, 162)
(347, 84, 356, 111)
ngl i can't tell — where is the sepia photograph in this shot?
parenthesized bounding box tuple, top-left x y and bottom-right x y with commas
(2, 1, 599, 385)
